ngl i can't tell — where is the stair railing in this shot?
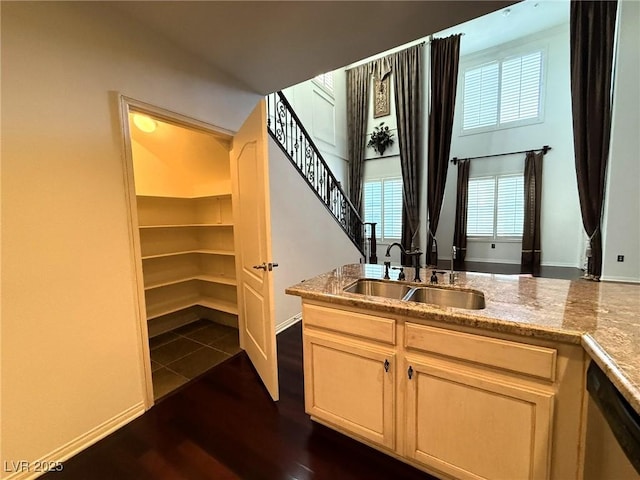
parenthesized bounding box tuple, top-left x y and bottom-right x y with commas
(266, 91, 371, 259)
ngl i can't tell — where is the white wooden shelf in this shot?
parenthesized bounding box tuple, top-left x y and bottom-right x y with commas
(138, 223, 233, 229)
(136, 194, 232, 200)
(136, 190, 238, 325)
(144, 274, 237, 290)
(198, 297, 239, 316)
(141, 249, 235, 260)
(146, 296, 238, 321)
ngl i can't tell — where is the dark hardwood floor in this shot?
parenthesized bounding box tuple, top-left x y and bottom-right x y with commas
(45, 323, 436, 480)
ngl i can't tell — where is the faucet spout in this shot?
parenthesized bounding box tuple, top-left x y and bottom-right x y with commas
(385, 242, 405, 258)
(384, 242, 422, 282)
(450, 246, 457, 284)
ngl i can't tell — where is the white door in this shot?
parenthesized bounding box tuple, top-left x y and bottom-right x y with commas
(231, 99, 279, 401)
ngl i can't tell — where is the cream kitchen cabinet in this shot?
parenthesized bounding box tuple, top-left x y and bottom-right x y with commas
(403, 322, 557, 479)
(302, 302, 397, 450)
(300, 300, 586, 480)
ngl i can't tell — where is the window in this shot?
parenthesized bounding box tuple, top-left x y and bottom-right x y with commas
(462, 50, 543, 132)
(314, 72, 334, 92)
(363, 178, 403, 241)
(467, 175, 524, 238)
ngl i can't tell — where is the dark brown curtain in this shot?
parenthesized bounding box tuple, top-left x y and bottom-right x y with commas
(453, 159, 470, 268)
(521, 151, 543, 276)
(347, 64, 371, 214)
(391, 44, 423, 265)
(426, 34, 461, 266)
(570, 0, 618, 279)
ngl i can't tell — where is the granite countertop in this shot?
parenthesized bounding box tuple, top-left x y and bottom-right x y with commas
(286, 263, 640, 414)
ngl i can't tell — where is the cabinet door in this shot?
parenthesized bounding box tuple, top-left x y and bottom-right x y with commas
(405, 358, 554, 480)
(304, 331, 395, 450)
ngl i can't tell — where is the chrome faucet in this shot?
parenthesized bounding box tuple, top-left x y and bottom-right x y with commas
(385, 243, 423, 283)
(450, 246, 458, 284)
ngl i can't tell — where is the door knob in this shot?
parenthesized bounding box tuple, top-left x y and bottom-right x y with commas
(253, 262, 279, 271)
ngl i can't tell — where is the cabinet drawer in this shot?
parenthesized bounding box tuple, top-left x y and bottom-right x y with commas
(405, 323, 556, 381)
(303, 303, 395, 345)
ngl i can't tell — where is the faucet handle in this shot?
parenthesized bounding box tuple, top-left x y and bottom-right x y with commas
(392, 266, 405, 281)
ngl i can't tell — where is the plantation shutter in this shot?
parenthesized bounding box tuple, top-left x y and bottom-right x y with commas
(500, 51, 542, 124)
(463, 62, 499, 130)
(496, 175, 525, 236)
(467, 177, 495, 236)
(363, 181, 382, 233)
(383, 178, 403, 239)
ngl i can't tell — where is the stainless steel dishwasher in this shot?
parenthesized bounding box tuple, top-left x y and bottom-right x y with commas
(585, 361, 640, 479)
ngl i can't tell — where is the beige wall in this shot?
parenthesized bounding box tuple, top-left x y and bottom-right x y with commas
(1, 2, 259, 475)
(130, 116, 232, 197)
(602, 0, 640, 283)
(268, 140, 361, 329)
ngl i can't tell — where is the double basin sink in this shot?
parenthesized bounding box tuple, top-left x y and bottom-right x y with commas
(344, 278, 485, 310)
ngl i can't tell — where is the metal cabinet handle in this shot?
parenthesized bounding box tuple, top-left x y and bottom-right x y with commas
(253, 263, 268, 270)
(408, 366, 414, 380)
(384, 359, 390, 373)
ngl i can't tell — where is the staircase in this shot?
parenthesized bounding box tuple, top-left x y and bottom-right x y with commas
(266, 91, 370, 258)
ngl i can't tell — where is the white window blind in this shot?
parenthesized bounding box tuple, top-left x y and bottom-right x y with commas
(496, 175, 524, 236)
(363, 178, 403, 241)
(463, 62, 499, 130)
(462, 50, 543, 131)
(383, 178, 403, 239)
(467, 177, 495, 236)
(314, 72, 334, 92)
(467, 174, 524, 238)
(500, 51, 542, 124)
(363, 181, 382, 230)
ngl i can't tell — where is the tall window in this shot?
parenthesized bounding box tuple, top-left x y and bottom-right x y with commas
(467, 174, 524, 238)
(314, 72, 334, 93)
(363, 178, 403, 241)
(462, 50, 543, 132)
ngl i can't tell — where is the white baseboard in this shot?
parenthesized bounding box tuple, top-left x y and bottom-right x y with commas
(3, 402, 145, 480)
(464, 257, 520, 265)
(540, 261, 581, 268)
(600, 275, 640, 284)
(276, 313, 302, 334)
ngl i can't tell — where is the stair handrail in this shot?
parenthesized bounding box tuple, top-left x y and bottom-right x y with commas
(266, 91, 366, 256)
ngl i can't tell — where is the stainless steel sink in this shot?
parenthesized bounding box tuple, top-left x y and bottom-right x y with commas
(405, 286, 485, 310)
(343, 279, 412, 300)
(343, 279, 485, 309)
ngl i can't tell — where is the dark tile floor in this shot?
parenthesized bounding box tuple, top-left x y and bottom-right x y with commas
(149, 319, 240, 400)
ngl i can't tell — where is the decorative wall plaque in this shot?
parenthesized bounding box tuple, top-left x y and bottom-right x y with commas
(373, 75, 391, 118)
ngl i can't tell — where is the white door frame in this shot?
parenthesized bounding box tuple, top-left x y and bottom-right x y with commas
(115, 93, 234, 409)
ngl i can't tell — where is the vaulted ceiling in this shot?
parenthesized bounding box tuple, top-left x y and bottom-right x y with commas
(112, 1, 516, 95)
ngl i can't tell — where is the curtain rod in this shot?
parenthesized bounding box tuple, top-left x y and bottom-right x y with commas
(344, 32, 465, 71)
(450, 145, 552, 165)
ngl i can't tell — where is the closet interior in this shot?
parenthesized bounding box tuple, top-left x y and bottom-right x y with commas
(129, 111, 241, 400)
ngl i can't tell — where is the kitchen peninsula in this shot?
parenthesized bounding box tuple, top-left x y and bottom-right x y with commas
(286, 263, 640, 480)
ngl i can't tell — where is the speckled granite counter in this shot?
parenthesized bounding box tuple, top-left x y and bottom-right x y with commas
(286, 263, 640, 414)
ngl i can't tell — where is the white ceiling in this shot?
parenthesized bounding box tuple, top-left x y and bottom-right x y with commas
(111, 1, 516, 95)
(436, 0, 569, 55)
